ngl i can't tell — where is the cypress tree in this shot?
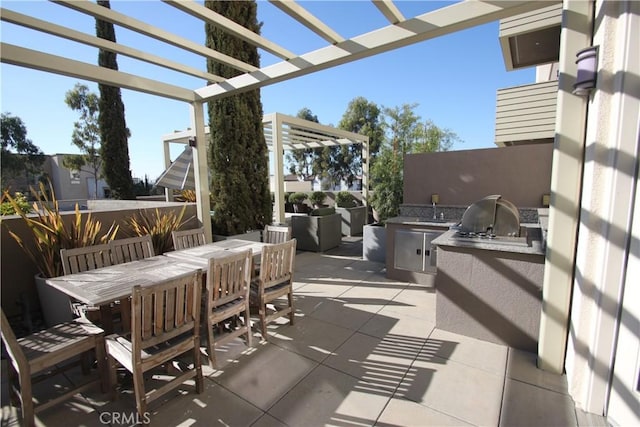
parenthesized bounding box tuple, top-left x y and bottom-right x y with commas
(96, 0, 134, 199)
(205, 1, 271, 235)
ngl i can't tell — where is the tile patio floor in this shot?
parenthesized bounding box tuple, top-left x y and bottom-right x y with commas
(1, 237, 604, 427)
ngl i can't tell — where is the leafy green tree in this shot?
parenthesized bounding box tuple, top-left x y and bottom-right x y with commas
(370, 103, 460, 221)
(206, 0, 271, 236)
(286, 108, 321, 181)
(413, 120, 459, 153)
(63, 84, 103, 198)
(383, 103, 421, 156)
(369, 147, 403, 221)
(1, 113, 45, 189)
(334, 97, 384, 189)
(96, 0, 134, 199)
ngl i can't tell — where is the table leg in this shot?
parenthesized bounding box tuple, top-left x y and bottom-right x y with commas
(99, 305, 114, 335)
(120, 298, 131, 332)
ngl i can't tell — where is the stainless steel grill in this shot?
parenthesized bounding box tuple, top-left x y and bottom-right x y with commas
(457, 195, 521, 239)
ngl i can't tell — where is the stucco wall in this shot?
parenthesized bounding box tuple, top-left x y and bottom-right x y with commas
(435, 245, 545, 352)
(403, 144, 553, 208)
(1, 203, 199, 319)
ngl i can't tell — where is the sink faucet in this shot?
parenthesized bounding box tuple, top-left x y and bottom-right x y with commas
(432, 202, 437, 220)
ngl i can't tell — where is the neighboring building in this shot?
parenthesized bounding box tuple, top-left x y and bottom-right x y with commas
(494, 3, 561, 147)
(269, 174, 313, 193)
(494, 3, 639, 425)
(2, 153, 110, 201)
(46, 154, 110, 201)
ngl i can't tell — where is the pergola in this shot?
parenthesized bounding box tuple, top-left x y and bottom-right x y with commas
(161, 112, 370, 224)
(0, 0, 553, 240)
(2, 1, 586, 375)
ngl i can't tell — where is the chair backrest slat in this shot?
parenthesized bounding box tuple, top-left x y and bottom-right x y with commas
(207, 250, 252, 309)
(131, 270, 202, 354)
(263, 225, 291, 244)
(259, 239, 296, 291)
(109, 235, 154, 264)
(172, 227, 206, 250)
(61, 244, 113, 275)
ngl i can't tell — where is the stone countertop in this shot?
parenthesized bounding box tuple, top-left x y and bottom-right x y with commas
(432, 229, 545, 256)
(385, 216, 458, 227)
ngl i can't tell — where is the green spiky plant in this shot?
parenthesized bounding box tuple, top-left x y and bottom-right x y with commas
(125, 205, 192, 254)
(4, 181, 119, 278)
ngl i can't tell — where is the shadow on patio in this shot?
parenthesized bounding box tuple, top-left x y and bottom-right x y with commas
(1, 237, 585, 427)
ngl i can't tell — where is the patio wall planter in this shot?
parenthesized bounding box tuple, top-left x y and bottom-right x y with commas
(335, 206, 367, 236)
(35, 274, 73, 327)
(362, 223, 387, 263)
(291, 210, 341, 252)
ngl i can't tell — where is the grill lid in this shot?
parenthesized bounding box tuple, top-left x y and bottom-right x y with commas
(460, 195, 520, 236)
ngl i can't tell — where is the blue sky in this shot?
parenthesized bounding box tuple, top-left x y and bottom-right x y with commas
(1, 1, 535, 179)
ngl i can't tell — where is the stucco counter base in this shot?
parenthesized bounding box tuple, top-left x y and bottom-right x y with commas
(433, 230, 545, 352)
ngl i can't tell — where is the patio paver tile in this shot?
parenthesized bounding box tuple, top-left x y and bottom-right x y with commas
(426, 328, 508, 376)
(152, 378, 264, 427)
(506, 348, 570, 394)
(212, 342, 318, 411)
(307, 298, 377, 331)
(395, 353, 504, 426)
(251, 413, 288, 427)
(499, 378, 578, 427)
(376, 397, 474, 426)
(324, 332, 422, 393)
(359, 312, 436, 341)
(268, 315, 354, 362)
(268, 364, 391, 427)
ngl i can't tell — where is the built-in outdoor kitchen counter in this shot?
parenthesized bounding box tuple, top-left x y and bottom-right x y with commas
(385, 217, 456, 285)
(431, 212, 546, 353)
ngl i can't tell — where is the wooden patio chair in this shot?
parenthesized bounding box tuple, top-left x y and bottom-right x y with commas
(60, 244, 117, 328)
(204, 250, 253, 366)
(250, 239, 297, 339)
(172, 227, 206, 250)
(0, 309, 108, 427)
(108, 235, 154, 264)
(105, 270, 204, 417)
(263, 224, 292, 244)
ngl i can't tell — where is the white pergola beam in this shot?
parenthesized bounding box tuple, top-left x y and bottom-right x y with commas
(272, 114, 286, 224)
(0, 43, 196, 102)
(268, 0, 345, 44)
(0, 8, 224, 83)
(162, 0, 295, 61)
(373, 0, 405, 24)
(196, 1, 554, 101)
(52, 0, 258, 74)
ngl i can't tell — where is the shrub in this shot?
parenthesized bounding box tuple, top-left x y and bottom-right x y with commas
(335, 191, 357, 208)
(308, 191, 326, 207)
(288, 192, 307, 204)
(1, 191, 32, 215)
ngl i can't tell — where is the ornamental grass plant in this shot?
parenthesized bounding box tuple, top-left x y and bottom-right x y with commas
(125, 204, 191, 254)
(4, 181, 119, 278)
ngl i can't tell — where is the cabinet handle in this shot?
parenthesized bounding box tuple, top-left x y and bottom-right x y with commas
(426, 249, 430, 257)
(416, 249, 421, 255)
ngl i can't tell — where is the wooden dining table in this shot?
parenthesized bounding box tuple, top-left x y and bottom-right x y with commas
(45, 239, 270, 333)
